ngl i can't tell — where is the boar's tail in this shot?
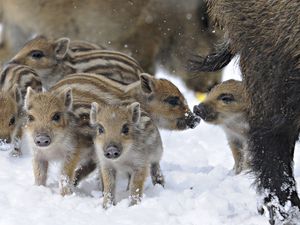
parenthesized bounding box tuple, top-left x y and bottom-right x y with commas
(188, 41, 234, 72)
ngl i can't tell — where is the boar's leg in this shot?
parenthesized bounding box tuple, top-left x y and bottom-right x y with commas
(249, 123, 300, 224)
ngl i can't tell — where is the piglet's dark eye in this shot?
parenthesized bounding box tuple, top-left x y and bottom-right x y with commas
(30, 50, 45, 59)
(52, 113, 61, 122)
(9, 116, 15, 126)
(218, 93, 235, 103)
(164, 96, 180, 106)
(121, 124, 129, 135)
(98, 124, 105, 135)
(28, 114, 34, 122)
(80, 113, 89, 121)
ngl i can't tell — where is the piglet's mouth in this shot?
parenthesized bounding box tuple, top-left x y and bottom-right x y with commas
(177, 112, 201, 130)
(185, 112, 201, 129)
(193, 104, 217, 122)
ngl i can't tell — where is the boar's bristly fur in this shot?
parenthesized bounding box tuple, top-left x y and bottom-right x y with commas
(191, 1, 300, 224)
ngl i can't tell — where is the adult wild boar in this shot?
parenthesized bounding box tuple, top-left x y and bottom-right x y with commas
(189, 1, 300, 224)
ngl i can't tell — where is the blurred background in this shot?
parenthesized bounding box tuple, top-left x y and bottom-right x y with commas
(0, 0, 223, 93)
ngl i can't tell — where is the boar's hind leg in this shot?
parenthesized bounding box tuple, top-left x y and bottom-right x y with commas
(250, 124, 300, 224)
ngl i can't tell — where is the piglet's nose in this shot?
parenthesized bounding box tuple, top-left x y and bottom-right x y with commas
(104, 145, 121, 159)
(34, 134, 51, 147)
(185, 111, 201, 129)
(193, 104, 207, 118)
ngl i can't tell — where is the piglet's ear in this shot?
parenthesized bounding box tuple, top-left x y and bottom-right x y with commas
(63, 88, 73, 111)
(90, 102, 99, 125)
(24, 87, 36, 111)
(54, 37, 70, 59)
(10, 85, 23, 106)
(140, 73, 155, 94)
(127, 102, 140, 124)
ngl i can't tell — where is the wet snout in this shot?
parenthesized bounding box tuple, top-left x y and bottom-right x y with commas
(185, 111, 201, 129)
(193, 103, 217, 122)
(104, 144, 122, 159)
(34, 133, 51, 147)
(176, 110, 201, 130)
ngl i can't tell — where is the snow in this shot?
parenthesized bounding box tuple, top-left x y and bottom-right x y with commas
(1, 60, 300, 225)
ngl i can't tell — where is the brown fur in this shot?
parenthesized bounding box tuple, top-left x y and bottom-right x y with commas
(91, 102, 163, 208)
(126, 75, 198, 130)
(0, 64, 42, 156)
(50, 73, 199, 186)
(0, 90, 19, 142)
(10, 37, 72, 89)
(51, 73, 200, 132)
(23, 87, 94, 195)
(194, 80, 249, 174)
(10, 36, 143, 89)
(0, 87, 23, 156)
(200, 1, 300, 223)
(68, 40, 105, 52)
(0, 63, 42, 98)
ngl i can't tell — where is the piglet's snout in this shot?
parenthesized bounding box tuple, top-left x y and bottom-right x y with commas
(193, 104, 207, 119)
(104, 145, 122, 159)
(34, 134, 51, 147)
(185, 111, 201, 129)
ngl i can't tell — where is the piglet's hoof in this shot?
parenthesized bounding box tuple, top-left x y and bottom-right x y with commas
(60, 186, 73, 196)
(129, 195, 142, 207)
(151, 173, 165, 187)
(9, 148, 22, 157)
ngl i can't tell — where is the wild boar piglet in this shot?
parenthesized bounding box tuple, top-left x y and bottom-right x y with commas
(194, 79, 249, 174)
(90, 102, 164, 208)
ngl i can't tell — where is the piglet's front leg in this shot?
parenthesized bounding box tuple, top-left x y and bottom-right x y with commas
(102, 167, 116, 209)
(10, 137, 22, 157)
(59, 152, 80, 196)
(129, 167, 148, 206)
(150, 162, 165, 187)
(33, 158, 48, 186)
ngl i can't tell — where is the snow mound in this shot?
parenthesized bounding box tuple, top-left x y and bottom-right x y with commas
(0, 62, 299, 225)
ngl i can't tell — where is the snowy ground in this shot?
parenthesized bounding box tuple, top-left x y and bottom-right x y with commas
(1, 59, 300, 225)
